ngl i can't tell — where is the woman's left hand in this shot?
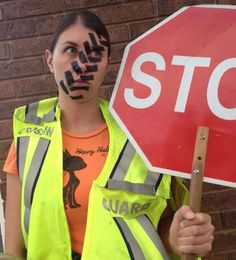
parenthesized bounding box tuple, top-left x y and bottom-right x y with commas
(168, 205, 215, 257)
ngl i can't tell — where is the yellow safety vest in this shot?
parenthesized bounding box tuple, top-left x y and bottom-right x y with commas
(13, 97, 188, 260)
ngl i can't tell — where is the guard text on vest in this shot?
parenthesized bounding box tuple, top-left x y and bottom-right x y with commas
(102, 198, 151, 215)
(18, 126, 54, 137)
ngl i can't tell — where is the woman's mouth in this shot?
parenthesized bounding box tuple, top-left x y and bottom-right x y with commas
(69, 80, 90, 91)
(70, 86, 90, 91)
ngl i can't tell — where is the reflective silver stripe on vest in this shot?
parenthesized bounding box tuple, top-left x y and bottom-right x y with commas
(108, 179, 156, 195)
(144, 171, 160, 185)
(24, 138, 50, 233)
(24, 207, 30, 235)
(43, 107, 56, 122)
(17, 137, 30, 182)
(114, 217, 145, 260)
(111, 141, 136, 180)
(107, 141, 162, 195)
(25, 102, 42, 125)
(25, 101, 56, 125)
(136, 215, 170, 260)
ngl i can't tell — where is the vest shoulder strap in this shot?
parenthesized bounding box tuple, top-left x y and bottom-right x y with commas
(14, 97, 59, 125)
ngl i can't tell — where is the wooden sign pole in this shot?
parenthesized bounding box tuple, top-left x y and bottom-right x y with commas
(181, 126, 209, 260)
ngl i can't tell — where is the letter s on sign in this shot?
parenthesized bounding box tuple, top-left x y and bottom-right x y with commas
(207, 58, 236, 120)
(124, 52, 165, 109)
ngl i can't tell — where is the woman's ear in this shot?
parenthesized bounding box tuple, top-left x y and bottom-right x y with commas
(45, 49, 54, 73)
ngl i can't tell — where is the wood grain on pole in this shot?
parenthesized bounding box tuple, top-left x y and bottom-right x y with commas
(181, 126, 209, 260)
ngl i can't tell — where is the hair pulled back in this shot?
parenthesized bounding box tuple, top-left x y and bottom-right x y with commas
(50, 10, 111, 56)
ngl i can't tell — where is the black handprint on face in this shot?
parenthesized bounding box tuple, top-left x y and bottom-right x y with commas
(59, 32, 108, 100)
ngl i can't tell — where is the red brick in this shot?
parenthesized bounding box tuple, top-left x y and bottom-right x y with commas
(45, 75, 58, 95)
(0, 42, 10, 60)
(42, 56, 52, 74)
(0, 140, 11, 160)
(157, 0, 216, 16)
(217, 0, 236, 3)
(228, 251, 236, 259)
(0, 18, 38, 40)
(14, 74, 57, 97)
(65, 0, 122, 9)
(0, 95, 50, 120)
(204, 252, 229, 260)
(0, 15, 61, 41)
(99, 84, 114, 101)
(128, 18, 163, 40)
(0, 58, 44, 80)
(203, 182, 232, 193)
(110, 43, 126, 64)
(11, 35, 51, 59)
(0, 80, 15, 99)
(4, 18, 128, 47)
(221, 210, 236, 230)
(92, 1, 158, 25)
(36, 15, 62, 35)
(3, 0, 64, 20)
(103, 63, 119, 85)
(202, 189, 236, 211)
(213, 230, 236, 252)
(0, 182, 6, 203)
(210, 212, 222, 231)
(48, 90, 58, 98)
(0, 161, 7, 183)
(0, 6, 3, 20)
(0, 120, 13, 140)
(108, 24, 130, 43)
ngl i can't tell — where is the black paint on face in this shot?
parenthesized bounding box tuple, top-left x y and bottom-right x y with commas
(85, 64, 98, 72)
(83, 41, 91, 55)
(59, 32, 108, 100)
(88, 56, 101, 63)
(70, 86, 89, 91)
(89, 32, 98, 46)
(78, 51, 88, 64)
(83, 40, 105, 56)
(99, 40, 109, 48)
(70, 95, 83, 100)
(71, 60, 82, 75)
(65, 71, 75, 86)
(60, 80, 69, 95)
(80, 75, 94, 81)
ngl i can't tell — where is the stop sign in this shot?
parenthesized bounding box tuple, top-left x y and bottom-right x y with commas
(110, 5, 236, 188)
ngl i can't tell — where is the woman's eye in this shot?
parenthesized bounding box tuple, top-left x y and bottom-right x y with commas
(90, 49, 102, 58)
(65, 46, 78, 55)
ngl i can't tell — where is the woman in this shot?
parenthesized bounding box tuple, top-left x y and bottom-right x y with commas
(4, 10, 214, 260)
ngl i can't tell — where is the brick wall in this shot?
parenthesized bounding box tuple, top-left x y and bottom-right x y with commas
(0, 0, 235, 258)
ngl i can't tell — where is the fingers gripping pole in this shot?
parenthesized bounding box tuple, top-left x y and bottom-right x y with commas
(181, 126, 209, 260)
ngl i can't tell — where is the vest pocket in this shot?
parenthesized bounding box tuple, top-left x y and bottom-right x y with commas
(99, 185, 162, 218)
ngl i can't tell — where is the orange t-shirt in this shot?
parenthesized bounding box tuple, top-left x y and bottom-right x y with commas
(3, 123, 109, 254)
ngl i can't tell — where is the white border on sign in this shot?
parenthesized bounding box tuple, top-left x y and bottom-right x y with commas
(109, 5, 236, 189)
(196, 4, 236, 9)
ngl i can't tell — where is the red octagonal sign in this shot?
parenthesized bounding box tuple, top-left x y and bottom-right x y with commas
(110, 5, 236, 188)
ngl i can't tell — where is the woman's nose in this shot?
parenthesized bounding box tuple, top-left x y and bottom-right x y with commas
(71, 52, 88, 75)
(71, 59, 86, 75)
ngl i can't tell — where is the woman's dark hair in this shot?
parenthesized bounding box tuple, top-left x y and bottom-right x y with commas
(50, 10, 111, 56)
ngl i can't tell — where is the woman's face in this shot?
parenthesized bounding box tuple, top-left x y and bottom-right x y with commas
(46, 22, 109, 102)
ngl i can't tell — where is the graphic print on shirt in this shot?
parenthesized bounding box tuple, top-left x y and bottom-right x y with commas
(63, 149, 87, 209)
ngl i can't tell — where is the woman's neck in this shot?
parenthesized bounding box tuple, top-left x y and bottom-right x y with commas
(58, 96, 105, 135)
